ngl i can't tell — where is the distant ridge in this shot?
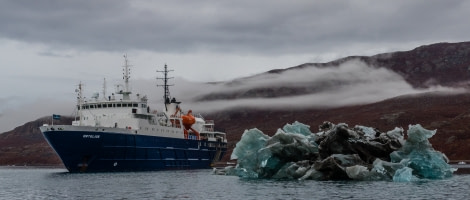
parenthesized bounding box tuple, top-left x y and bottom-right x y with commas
(272, 41, 470, 88)
(196, 41, 470, 101)
(321, 42, 469, 86)
(0, 116, 72, 166)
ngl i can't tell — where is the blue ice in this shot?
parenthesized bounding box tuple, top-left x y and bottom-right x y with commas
(221, 121, 454, 182)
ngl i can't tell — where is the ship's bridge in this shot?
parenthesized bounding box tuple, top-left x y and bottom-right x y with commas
(77, 101, 148, 114)
(73, 100, 153, 129)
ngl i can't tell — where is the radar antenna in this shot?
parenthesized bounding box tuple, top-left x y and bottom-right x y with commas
(76, 82, 84, 126)
(157, 64, 174, 111)
(118, 54, 132, 100)
(102, 78, 107, 101)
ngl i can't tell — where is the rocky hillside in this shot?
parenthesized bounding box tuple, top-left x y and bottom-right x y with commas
(0, 116, 72, 166)
(208, 91, 470, 162)
(196, 42, 470, 101)
(293, 42, 470, 88)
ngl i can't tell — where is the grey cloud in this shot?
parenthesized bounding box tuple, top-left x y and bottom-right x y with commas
(38, 51, 73, 58)
(1, 0, 470, 56)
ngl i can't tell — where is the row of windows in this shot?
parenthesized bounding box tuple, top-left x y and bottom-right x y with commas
(141, 127, 176, 133)
(78, 103, 147, 110)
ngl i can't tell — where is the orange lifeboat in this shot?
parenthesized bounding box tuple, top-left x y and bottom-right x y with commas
(181, 110, 199, 140)
(182, 110, 195, 130)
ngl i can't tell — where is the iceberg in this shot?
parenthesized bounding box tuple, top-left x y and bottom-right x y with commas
(390, 124, 454, 179)
(230, 128, 270, 178)
(218, 121, 454, 182)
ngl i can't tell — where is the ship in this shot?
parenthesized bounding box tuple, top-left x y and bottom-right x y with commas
(39, 56, 227, 172)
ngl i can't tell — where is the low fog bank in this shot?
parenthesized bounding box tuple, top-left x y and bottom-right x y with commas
(154, 60, 465, 113)
(0, 60, 465, 133)
(0, 98, 74, 133)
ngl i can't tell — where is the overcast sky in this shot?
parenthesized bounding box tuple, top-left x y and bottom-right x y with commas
(1, 0, 470, 132)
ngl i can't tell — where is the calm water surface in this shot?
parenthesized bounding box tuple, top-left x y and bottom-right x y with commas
(0, 167, 469, 200)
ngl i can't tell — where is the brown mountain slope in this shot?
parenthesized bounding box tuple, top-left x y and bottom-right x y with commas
(196, 41, 470, 101)
(277, 41, 470, 88)
(208, 92, 470, 162)
(0, 117, 72, 166)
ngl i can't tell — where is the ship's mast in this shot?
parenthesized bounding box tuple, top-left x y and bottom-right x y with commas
(118, 54, 132, 100)
(102, 78, 107, 101)
(157, 64, 174, 110)
(77, 82, 83, 126)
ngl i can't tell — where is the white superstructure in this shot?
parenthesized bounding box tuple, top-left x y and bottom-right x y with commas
(66, 55, 226, 142)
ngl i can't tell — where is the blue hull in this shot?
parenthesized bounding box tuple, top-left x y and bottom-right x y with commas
(42, 130, 227, 172)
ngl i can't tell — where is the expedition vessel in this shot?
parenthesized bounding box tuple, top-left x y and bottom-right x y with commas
(39, 56, 227, 172)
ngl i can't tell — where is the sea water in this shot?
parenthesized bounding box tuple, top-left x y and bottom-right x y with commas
(0, 167, 469, 200)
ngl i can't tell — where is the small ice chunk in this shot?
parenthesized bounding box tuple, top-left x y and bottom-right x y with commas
(393, 167, 413, 182)
(355, 125, 377, 139)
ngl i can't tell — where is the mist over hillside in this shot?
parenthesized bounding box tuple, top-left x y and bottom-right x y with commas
(2, 42, 470, 133)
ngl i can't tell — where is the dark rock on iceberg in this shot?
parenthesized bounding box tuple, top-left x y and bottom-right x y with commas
(220, 121, 455, 182)
(314, 154, 367, 180)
